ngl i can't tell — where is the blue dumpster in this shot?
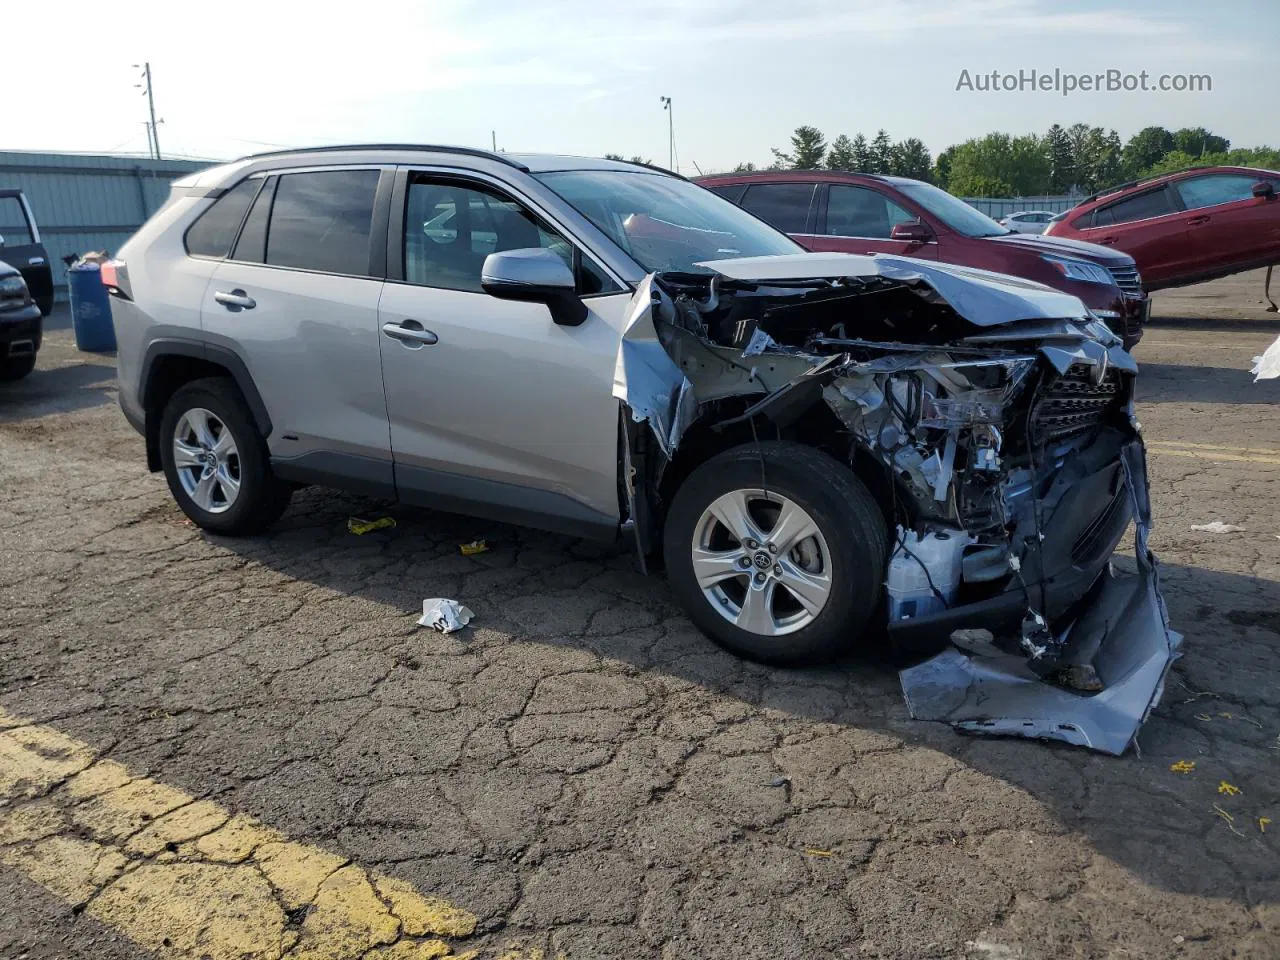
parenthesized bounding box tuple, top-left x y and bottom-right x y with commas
(68, 262, 116, 352)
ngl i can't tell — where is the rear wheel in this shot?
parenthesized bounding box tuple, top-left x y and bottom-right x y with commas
(0, 354, 36, 381)
(663, 441, 889, 665)
(159, 377, 291, 535)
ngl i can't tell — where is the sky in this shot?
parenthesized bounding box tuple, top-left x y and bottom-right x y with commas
(6, 0, 1277, 172)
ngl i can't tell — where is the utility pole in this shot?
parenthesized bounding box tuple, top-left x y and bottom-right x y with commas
(133, 62, 161, 159)
(492, 130, 497, 152)
(660, 96, 675, 172)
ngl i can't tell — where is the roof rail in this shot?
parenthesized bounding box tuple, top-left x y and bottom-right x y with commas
(1080, 171, 1172, 205)
(614, 158, 689, 181)
(234, 143, 530, 172)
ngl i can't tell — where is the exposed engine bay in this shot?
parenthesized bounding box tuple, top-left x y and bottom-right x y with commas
(614, 253, 1182, 755)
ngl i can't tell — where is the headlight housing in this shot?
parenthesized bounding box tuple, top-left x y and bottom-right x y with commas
(0, 275, 27, 297)
(1042, 255, 1113, 286)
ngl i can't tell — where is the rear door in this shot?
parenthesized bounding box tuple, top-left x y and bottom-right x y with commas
(1072, 185, 1189, 286)
(1172, 172, 1279, 273)
(199, 167, 393, 488)
(807, 183, 937, 259)
(377, 169, 629, 537)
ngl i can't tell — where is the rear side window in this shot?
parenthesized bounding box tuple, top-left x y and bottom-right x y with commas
(705, 183, 746, 204)
(739, 183, 816, 234)
(1093, 188, 1176, 227)
(266, 170, 380, 276)
(184, 178, 261, 258)
(1175, 174, 1260, 210)
(232, 177, 276, 263)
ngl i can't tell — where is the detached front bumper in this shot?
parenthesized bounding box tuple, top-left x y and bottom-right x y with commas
(898, 437, 1182, 755)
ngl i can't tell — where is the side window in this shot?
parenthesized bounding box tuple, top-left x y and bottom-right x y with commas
(232, 176, 275, 263)
(826, 184, 915, 239)
(739, 183, 816, 234)
(184, 178, 261, 258)
(0, 196, 35, 246)
(1175, 174, 1260, 211)
(1094, 188, 1176, 227)
(265, 170, 379, 276)
(403, 177, 617, 295)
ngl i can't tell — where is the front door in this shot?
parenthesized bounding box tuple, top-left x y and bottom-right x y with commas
(1073, 185, 1190, 286)
(377, 171, 629, 539)
(1172, 172, 1278, 274)
(0, 191, 54, 314)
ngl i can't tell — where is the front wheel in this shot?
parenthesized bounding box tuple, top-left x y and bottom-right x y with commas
(158, 377, 291, 535)
(663, 441, 889, 665)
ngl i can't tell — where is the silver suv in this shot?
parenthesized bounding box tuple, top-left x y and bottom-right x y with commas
(111, 145, 1178, 751)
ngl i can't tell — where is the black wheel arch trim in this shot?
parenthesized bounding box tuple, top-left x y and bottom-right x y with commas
(139, 335, 273, 470)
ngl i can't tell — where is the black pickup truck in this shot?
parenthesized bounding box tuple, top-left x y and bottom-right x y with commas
(0, 188, 54, 316)
(0, 257, 41, 380)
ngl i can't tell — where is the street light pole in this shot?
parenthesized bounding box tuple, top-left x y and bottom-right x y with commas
(660, 96, 674, 171)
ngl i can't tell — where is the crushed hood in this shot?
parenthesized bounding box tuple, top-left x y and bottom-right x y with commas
(694, 252, 1094, 328)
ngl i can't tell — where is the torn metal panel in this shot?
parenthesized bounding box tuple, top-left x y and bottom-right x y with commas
(613, 273, 696, 457)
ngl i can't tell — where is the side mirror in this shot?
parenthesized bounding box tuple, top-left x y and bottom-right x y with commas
(1253, 181, 1276, 200)
(481, 248, 586, 326)
(890, 219, 931, 243)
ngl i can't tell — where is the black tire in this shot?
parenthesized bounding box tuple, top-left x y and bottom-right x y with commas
(158, 377, 291, 535)
(663, 441, 889, 665)
(0, 354, 37, 382)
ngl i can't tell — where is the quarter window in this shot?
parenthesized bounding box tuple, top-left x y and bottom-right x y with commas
(1175, 174, 1261, 211)
(739, 183, 816, 234)
(265, 170, 380, 276)
(826, 184, 915, 239)
(184, 178, 261, 258)
(1093, 188, 1176, 227)
(403, 177, 615, 295)
(232, 176, 275, 263)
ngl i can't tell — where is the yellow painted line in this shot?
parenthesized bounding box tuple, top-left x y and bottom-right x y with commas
(1147, 447, 1280, 466)
(1146, 440, 1280, 455)
(0, 708, 552, 960)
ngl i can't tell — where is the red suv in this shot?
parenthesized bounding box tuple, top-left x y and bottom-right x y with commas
(697, 171, 1149, 348)
(1044, 166, 1280, 290)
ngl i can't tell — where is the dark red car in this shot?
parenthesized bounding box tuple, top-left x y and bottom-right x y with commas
(696, 171, 1149, 348)
(1044, 166, 1280, 290)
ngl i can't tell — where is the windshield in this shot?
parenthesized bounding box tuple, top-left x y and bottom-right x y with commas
(894, 180, 1012, 238)
(535, 170, 803, 274)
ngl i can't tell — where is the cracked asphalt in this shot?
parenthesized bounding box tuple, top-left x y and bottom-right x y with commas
(1, 270, 1279, 959)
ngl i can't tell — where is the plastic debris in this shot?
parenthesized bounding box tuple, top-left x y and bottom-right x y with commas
(459, 539, 489, 556)
(1189, 521, 1245, 533)
(1259, 817, 1271, 833)
(767, 777, 791, 788)
(348, 516, 396, 535)
(1212, 803, 1245, 837)
(1169, 760, 1196, 774)
(1218, 780, 1241, 796)
(1251, 333, 1280, 380)
(803, 848, 834, 858)
(417, 598, 475, 633)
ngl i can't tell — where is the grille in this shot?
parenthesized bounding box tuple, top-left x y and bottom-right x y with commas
(1031, 365, 1124, 447)
(1106, 264, 1143, 295)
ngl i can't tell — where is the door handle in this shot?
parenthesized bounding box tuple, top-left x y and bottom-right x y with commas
(214, 289, 256, 311)
(382, 320, 439, 346)
(1097, 236, 1119, 245)
(1186, 215, 1210, 226)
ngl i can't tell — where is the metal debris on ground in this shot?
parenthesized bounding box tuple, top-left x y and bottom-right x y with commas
(1189, 521, 1245, 533)
(347, 516, 396, 535)
(1218, 781, 1241, 796)
(417, 598, 475, 633)
(1169, 760, 1196, 773)
(459, 539, 489, 555)
(803, 848, 834, 858)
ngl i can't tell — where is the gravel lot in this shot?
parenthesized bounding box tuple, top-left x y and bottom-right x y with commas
(2, 270, 1279, 959)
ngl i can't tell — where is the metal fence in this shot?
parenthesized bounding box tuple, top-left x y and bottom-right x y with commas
(962, 195, 1082, 218)
(0, 151, 208, 299)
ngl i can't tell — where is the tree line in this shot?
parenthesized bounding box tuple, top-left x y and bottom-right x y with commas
(723, 124, 1280, 198)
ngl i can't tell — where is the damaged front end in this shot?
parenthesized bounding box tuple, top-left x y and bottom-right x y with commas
(615, 252, 1180, 755)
